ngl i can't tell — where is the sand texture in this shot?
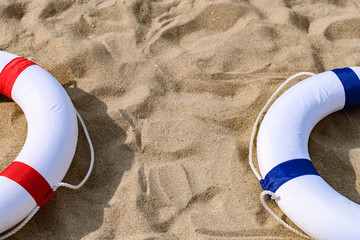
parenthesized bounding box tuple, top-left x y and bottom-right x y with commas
(1, 0, 360, 239)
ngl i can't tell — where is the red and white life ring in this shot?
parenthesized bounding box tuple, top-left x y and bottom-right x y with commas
(0, 51, 78, 233)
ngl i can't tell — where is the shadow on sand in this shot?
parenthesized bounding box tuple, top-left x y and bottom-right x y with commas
(310, 108, 360, 204)
(14, 81, 134, 239)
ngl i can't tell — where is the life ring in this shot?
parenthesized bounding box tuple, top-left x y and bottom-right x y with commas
(256, 67, 360, 239)
(0, 51, 78, 234)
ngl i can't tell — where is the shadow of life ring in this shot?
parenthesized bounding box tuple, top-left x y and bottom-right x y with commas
(256, 67, 360, 239)
(0, 51, 78, 234)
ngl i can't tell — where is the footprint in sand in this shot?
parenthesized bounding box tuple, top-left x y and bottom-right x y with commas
(289, 11, 310, 32)
(284, 0, 348, 8)
(161, 2, 249, 43)
(136, 141, 222, 232)
(2, 3, 27, 20)
(136, 1, 257, 56)
(309, 15, 360, 41)
(168, 3, 250, 47)
(324, 18, 360, 41)
(39, 0, 73, 19)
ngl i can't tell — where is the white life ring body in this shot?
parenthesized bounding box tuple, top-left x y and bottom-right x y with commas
(0, 51, 77, 233)
(257, 67, 360, 239)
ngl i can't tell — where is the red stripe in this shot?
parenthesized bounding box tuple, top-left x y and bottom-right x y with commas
(0, 57, 36, 99)
(0, 162, 53, 207)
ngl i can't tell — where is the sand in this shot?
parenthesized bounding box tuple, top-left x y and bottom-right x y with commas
(1, 0, 360, 239)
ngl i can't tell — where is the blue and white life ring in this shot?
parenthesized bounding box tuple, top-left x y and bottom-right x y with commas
(256, 67, 360, 239)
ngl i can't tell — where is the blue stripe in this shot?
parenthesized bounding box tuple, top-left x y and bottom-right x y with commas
(260, 159, 320, 193)
(332, 68, 360, 109)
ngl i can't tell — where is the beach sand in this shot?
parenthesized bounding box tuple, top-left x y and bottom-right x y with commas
(1, 0, 360, 239)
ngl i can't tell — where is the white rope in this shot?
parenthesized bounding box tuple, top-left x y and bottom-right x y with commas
(249, 72, 316, 239)
(57, 109, 94, 190)
(27, 57, 38, 64)
(0, 108, 94, 239)
(260, 191, 312, 240)
(0, 206, 40, 240)
(249, 72, 316, 180)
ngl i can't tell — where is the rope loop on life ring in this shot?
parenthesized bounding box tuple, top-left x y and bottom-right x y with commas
(249, 72, 315, 239)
